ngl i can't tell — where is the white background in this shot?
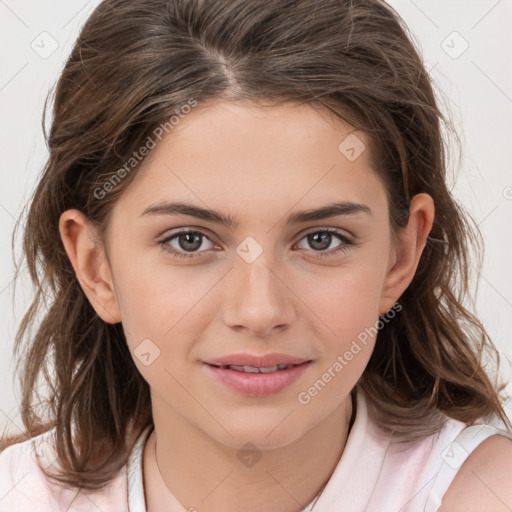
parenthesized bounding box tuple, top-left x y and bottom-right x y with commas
(1, 0, 511, 434)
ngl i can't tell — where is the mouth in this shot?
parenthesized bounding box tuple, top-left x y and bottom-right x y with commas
(206, 362, 310, 373)
(203, 360, 313, 396)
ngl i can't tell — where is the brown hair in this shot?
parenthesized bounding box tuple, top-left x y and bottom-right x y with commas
(3, 0, 511, 492)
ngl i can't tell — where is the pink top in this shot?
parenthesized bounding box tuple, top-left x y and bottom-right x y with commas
(1, 386, 511, 511)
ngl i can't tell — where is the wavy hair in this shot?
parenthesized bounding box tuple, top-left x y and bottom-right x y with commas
(2, 0, 510, 492)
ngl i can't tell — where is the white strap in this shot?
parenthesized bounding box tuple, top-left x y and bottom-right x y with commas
(424, 423, 512, 512)
(128, 425, 153, 512)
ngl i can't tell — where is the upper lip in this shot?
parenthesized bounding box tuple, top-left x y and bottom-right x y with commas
(205, 352, 311, 368)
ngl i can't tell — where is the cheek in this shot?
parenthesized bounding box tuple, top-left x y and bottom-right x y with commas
(294, 266, 383, 410)
(112, 250, 220, 369)
(113, 243, 201, 327)
(299, 259, 387, 346)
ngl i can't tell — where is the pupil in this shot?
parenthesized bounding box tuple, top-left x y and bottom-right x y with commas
(180, 232, 201, 251)
(309, 232, 330, 250)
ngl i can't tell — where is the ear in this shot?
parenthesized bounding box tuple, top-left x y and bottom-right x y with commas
(379, 193, 435, 315)
(59, 209, 121, 324)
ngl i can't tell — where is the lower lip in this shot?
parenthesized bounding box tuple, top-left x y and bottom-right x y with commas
(204, 362, 311, 397)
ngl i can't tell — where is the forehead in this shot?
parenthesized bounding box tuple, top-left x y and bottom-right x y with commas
(147, 99, 366, 164)
(112, 100, 387, 221)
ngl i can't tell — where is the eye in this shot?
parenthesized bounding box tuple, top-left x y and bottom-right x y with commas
(295, 228, 354, 258)
(158, 230, 217, 259)
(158, 228, 355, 260)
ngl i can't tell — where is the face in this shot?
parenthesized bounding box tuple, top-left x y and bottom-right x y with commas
(64, 100, 429, 451)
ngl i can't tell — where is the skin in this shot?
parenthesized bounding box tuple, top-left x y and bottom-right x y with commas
(439, 435, 512, 511)
(59, 100, 436, 512)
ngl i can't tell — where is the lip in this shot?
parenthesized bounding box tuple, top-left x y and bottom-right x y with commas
(203, 352, 313, 397)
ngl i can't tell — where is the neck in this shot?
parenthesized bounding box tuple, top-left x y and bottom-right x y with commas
(143, 392, 355, 512)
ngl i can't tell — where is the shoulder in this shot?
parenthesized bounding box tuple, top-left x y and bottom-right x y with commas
(0, 427, 133, 511)
(439, 433, 512, 512)
(0, 430, 41, 477)
(0, 431, 54, 510)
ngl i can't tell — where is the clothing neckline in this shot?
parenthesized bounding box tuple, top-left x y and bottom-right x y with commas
(127, 387, 364, 512)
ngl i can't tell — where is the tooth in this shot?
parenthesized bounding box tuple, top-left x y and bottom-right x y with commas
(224, 364, 292, 373)
(243, 365, 260, 373)
(259, 365, 279, 373)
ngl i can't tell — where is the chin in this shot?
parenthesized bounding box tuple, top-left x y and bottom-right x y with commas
(213, 418, 309, 451)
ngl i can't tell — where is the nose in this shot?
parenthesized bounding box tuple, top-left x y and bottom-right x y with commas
(222, 251, 295, 336)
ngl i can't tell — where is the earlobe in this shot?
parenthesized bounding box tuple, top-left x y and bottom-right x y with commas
(379, 193, 435, 315)
(59, 209, 122, 324)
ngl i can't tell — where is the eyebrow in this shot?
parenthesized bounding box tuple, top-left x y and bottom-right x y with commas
(140, 200, 372, 228)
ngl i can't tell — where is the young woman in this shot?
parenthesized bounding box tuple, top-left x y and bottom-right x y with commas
(1, 0, 511, 511)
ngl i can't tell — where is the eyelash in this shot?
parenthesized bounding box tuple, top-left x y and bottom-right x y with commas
(158, 228, 355, 260)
